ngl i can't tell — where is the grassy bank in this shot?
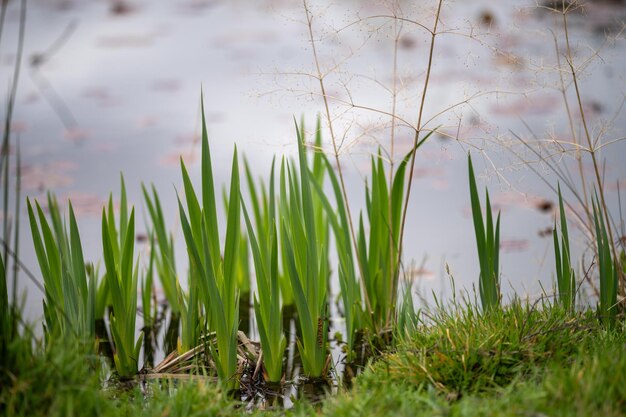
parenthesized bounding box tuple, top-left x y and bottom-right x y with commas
(304, 302, 626, 417)
(2, 302, 624, 416)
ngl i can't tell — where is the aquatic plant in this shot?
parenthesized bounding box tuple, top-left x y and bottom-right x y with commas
(593, 193, 618, 328)
(178, 97, 241, 389)
(279, 123, 329, 378)
(0, 0, 25, 362)
(142, 184, 180, 315)
(310, 152, 362, 354)
(101, 177, 143, 377)
(27, 194, 96, 343)
(553, 184, 576, 311)
(176, 271, 200, 354)
(0, 138, 14, 358)
(0, 239, 7, 346)
(358, 142, 432, 334)
(468, 154, 501, 311)
(242, 159, 286, 382)
(222, 183, 252, 302)
(243, 157, 294, 311)
(140, 237, 156, 330)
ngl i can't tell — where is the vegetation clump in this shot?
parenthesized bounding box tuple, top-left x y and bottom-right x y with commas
(0, 0, 625, 414)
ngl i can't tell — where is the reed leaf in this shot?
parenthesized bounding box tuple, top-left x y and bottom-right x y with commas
(553, 184, 575, 311)
(142, 184, 180, 314)
(310, 153, 361, 355)
(222, 183, 251, 297)
(279, 121, 329, 377)
(468, 154, 501, 311)
(242, 156, 287, 382)
(177, 96, 241, 388)
(101, 178, 143, 377)
(141, 234, 156, 328)
(593, 192, 618, 328)
(27, 196, 95, 343)
(354, 136, 433, 333)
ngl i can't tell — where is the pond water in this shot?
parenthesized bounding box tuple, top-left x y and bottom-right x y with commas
(2, 0, 625, 388)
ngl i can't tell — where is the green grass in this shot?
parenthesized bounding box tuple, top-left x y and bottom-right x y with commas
(0, 333, 238, 417)
(371, 301, 590, 393)
(287, 302, 626, 417)
(2, 302, 623, 417)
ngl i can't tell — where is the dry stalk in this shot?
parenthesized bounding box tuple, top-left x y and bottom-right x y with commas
(395, 0, 444, 320)
(303, 0, 373, 314)
(559, 2, 624, 290)
(386, 0, 403, 327)
(551, 28, 593, 232)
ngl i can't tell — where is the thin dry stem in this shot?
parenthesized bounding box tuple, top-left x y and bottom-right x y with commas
(561, 7, 623, 290)
(395, 0, 444, 322)
(303, 0, 373, 315)
(387, 1, 403, 326)
(551, 27, 592, 231)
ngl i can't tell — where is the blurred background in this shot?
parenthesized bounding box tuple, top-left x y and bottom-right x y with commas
(2, 0, 625, 323)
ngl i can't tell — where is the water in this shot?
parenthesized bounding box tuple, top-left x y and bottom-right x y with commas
(1, 0, 625, 393)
